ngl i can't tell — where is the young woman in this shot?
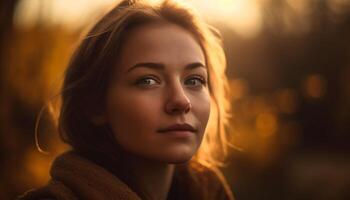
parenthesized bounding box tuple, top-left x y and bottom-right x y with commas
(19, 0, 234, 199)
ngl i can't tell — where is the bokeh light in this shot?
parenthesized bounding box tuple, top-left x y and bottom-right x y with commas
(303, 74, 327, 100)
(256, 112, 278, 138)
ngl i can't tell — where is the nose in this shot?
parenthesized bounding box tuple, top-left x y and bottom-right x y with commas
(165, 83, 192, 115)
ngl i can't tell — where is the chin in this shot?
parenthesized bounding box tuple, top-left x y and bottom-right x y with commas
(161, 148, 197, 164)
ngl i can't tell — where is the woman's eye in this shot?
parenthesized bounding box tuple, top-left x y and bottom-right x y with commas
(185, 77, 206, 87)
(136, 77, 159, 86)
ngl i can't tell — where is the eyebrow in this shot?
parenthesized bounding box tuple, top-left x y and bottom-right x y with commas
(126, 62, 206, 73)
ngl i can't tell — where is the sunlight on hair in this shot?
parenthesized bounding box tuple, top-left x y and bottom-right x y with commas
(14, 0, 263, 37)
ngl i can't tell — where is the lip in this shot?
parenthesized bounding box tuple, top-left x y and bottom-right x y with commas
(157, 123, 197, 133)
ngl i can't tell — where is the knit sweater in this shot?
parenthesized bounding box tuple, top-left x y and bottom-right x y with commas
(18, 151, 234, 200)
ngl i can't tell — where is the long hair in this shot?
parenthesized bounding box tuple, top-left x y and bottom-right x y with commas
(56, 0, 232, 170)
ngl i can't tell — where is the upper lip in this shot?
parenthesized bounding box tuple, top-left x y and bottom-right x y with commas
(158, 123, 197, 133)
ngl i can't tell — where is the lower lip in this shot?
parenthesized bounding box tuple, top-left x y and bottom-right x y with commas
(158, 130, 195, 137)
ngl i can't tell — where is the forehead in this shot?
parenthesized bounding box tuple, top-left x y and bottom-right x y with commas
(116, 22, 206, 71)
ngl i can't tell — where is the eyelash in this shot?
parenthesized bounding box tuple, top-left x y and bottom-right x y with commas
(135, 75, 207, 87)
(185, 76, 207, 86)
(135, 76, 160, 86)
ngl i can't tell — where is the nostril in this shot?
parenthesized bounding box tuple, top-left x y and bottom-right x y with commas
(184, 103, 192, 112)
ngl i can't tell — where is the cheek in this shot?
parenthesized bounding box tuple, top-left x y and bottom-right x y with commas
(114, 96, 158, 119)
(191, 91, 211, 131)
(105, 91, 161, 142)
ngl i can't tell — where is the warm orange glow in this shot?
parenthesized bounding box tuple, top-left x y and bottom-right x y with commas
(190, 0, 262, 38)
(303, 74, 327, 99)
(252, 96, 277, 115)
(287, 0, 310, 14)
(24, 149, 52, 185)
(327, 0, 350, 14)
(229, 78, 249, 100)
(2, 0, 349, 199)
(256, 112, 278, 138)
(6, 29, 75, 107)
(14, 0, 116, 30)
(275, 89, 298, 114)
(15, 0, 263, 37)
(281, 0, 314, 35)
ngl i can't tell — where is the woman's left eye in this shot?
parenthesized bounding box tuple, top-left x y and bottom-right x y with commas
(184, 77, 206, 87)
(135, 77, 159, 86)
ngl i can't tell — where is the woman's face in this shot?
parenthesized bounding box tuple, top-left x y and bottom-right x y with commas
(104, 23, 210, 163)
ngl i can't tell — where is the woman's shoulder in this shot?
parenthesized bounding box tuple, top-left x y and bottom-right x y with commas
(176, 160, 235, 200)
(17, 151, 142, 200)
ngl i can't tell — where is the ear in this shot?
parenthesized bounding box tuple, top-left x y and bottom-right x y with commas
(91, 115, 107, 126)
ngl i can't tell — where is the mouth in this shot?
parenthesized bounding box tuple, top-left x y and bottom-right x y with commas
(157, 123, 197, 133)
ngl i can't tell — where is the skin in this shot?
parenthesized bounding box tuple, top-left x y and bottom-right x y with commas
(101, 23, 210, 200)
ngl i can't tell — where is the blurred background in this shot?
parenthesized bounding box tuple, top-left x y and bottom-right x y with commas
(1, 0, 350, 199)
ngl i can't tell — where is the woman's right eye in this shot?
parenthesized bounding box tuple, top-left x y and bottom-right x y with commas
(135, 77, 159, 86)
